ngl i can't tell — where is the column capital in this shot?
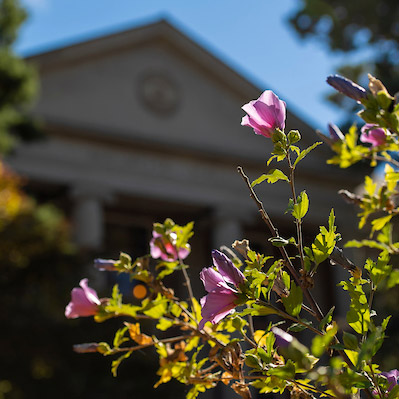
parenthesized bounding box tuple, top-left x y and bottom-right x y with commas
(70, 183, 113, 250)
(70, 182, 114, 203)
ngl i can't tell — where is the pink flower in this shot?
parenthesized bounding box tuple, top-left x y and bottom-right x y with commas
(65, 278, 101, 319)
(360, 124, 387, 147)
(150, 231, 190, 261)
(379, 369, 399, 394)
(199, 250, 245, 329)
(241, 90, 286, 138)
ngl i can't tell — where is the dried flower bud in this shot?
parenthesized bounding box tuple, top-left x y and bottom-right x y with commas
(329, 246, 362, 278)
(232, 239, 251, 259)
(368, 73, 389, 96)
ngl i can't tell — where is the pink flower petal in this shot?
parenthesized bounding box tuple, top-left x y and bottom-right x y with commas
(198, 290, 237, 329)
(200, 267, 235, 293)
(212, 250, 244, 287)
(241, 90, 286, 139)
(360, 124, 387, 147)
(65, 279, 100, 319)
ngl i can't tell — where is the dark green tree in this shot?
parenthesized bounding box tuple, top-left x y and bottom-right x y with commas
(289, 0, 399, 116)
(0, 0, 40, 153)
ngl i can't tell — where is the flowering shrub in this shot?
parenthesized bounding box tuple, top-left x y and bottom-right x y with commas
(66, 74, 399, 398)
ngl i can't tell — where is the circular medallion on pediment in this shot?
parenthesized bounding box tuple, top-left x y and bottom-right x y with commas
(138, 72, 180, 116)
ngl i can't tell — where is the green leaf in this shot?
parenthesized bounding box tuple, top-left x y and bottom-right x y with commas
(365, 253, 391, 287)
(251, 377, 286, 394)
(292, 191, 309, 220)
(343, 331, 358, 350)
(319, 306, 335, 331)
(340, 280, 370, 335)
(174, 221, 194, 249)
(371, 214, 393, 233)
(156, 318, 174, 331)
(387, 385, 399, 399)
(267, 360, 296, 379)
(267, 154, 286, 166)
(156, 260, 181, 280)
(290, 145, 300, 155)
(364, 175, 377, 196)
(287, 320, 313, 332)
(185, 336, 200, 352)
(311, 323, 337, 357)
(281, 271, 290, 290)
(251, 169, 289, 187)
(311, 210, 338, 266)
(109, 284, 122, 307)
(111, 351, 132, 377)
(97, 342, 112, 355)
(293, 142, 322, 168)
(282, 281, 303, 317)
(186, 385, 207, 399)
(113, 326, 129, 348)
(357, 328, 386, 366)
(245, 353, 262, 369)
(257, 347, 271, 363)
(142, 294, 169, 318)
(268, 236, 290, 247)
(345, 239, 389, 252)
(387, 269, 399, 288)
(240, 304, 278, 317)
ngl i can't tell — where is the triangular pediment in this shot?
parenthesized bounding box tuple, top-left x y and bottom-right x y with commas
(27, 19, 321, 163)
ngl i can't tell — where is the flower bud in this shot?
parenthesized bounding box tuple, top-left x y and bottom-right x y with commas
(73, 343, 101, 353)
(65, 279, 101, 319)
(271, 327, 293, 348)
(328, 123, 345, 142)
(327, 75, 367, 102)
(360, 124, 388, 147)
(94, 258, 117, 271)
(288, 130, 301, 144)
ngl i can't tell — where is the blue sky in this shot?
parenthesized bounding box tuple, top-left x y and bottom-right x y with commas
(17, 0, 358, 130)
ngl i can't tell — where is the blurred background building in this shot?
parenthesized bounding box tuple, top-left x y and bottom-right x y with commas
(10, 18, 358, 271)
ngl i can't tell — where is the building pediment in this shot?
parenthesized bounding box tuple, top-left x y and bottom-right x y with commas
(27, 19, 326, 165)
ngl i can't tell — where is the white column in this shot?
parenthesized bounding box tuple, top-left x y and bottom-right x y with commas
(71, 184, 113, 250)
(211, 206, 255, 399)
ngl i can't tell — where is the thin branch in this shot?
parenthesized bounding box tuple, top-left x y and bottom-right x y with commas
(367, 363, 385, 399)
(237, 166, 324, 321)
(287, 154, 305, 270)
(257, 299, 323, 336)
(77, 334, 193, 355)
(177, 253, 195, 307)
(368, 154, 399, 169)
(189, 374, 336, 398)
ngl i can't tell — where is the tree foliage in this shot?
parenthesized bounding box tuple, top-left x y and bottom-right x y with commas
(0, 0, 40, 153)
(289, 0, 399, 115)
